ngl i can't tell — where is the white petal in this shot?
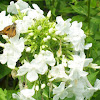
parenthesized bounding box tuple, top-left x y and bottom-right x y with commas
(7, 60, 16, 69)
(12, 93, 19, 99)
(32, 4, 43, 14)
(0, 54, 7, 64)
(17, 67, 28, 76)
(84, 43, 92, 50)
(84, 88, 96, 99)
(16, 0, 29, 11)
(53, 94, 60, 100)
(7, 1, 17, 14)
(37, 62, 48, 75)
(17, 61, 31, 76)
(27, 70, 38, 82)
(56, 16, 64, 24)
(84, 58, 93, 67)
(53, 82, 65, 94)
(7, 0, 29, 14)
(60, 90, 68, 99)
(94, 79, 100, 90)
(47, 10, 51, 18)
(43, 50, 55, 66)
(21, 88, 35, 98)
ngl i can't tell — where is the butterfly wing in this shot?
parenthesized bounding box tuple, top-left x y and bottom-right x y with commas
(0, 25, 11, 35)
(8, 23, 16, 37)
(0, 23, 16, 38)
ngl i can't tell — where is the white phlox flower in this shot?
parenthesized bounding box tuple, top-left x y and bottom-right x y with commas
(67, 21, 86, 51)
(53, 82, 68, 100)
(79, 79, 100, 100)
(58, 77, 96, 100)
(12, 88, 35, 100)
(17, 61, 38, 82)
(69, 78, 100, 100)
(49, 64, 68, 81)
(0, 37, 24, 69)
(0, 11, 12, 31)
(68, 53, 93, 80)
(55, 16, 71, 35)
(27, 4, 45, 20)
(15, 16, 33, 35)
(17, 50, 55, 82)
(65, 52, 99, 100)
(70, 78, 88, 100)
(7, 0, 29, 14)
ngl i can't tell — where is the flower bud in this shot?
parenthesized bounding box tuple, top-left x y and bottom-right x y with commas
(49, 28, 53, 33)
(57, 46, 62, 57)
(47, 35, 51, 39)
(29, 32, 33, 36)
(26, 47, 31, 52)
(41, 84, 46, 89)
(35, 85, 39, 91)
(47, 10, 51, 18)
(37, 25, 42, 30)
(11, 69, 17, 79)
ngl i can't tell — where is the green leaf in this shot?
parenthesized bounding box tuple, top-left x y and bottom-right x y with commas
(92, 90, 100, 100)
(0, 89, 16, 100)
(43, 86, 49, 99)
(71, 5, 88, 16)
(6, 90, 16, 100)
(0, 88, 7, 100)
(71, 15, 86, 22)
(0, 64, 11, 79)
(95, 32, 100, 40)
(87, 71, 99, 86)
(59, 7, 75, 13)
(0, 1, 8, 11)
(91, 16, 100, 24)
(45, 0, 51, 7)
(91, 0, 97, 8)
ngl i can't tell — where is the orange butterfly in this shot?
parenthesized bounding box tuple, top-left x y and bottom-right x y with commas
(0, 23, 16, 38)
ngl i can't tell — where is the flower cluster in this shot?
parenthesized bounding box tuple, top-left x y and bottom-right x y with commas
(0, 0, 100, 100)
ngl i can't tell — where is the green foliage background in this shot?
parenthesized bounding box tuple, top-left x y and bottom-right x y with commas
(0, 0, 100, 100)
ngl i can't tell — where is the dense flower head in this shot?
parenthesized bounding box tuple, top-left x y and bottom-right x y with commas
(0, 0, 100, 100)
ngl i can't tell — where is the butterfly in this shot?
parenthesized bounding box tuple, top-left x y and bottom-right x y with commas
(0, 23, 16, 38)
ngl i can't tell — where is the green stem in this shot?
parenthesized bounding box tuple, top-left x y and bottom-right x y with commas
(88, 0, 91, 34)
(39, 76, 43, 100)
(49, 82, 52, 100)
